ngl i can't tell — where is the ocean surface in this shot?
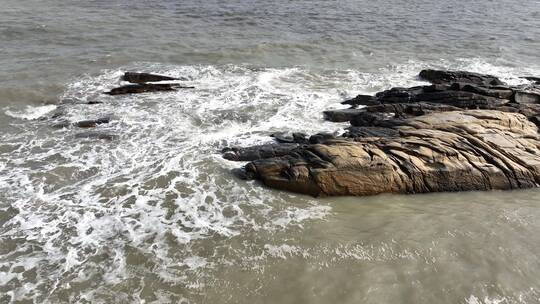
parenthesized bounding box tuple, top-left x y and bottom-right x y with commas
(1, 0, 540, 303)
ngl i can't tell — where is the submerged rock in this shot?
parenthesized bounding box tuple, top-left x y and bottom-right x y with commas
(75, 117, 111, 128)
(53, 117, 111, 129)
(75, 131, 118, 141)
(122, 72, 180, 83)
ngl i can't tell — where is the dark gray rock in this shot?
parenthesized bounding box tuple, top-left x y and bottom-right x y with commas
(449, 83, 514, 99)
(222, 143, 300, 161)
(530, 116, 540, 127)
(122, 72, 180, 83)
(375, 85, 508, 108)
(75, 132, 118, 140)
(350, 112, 397, 127)
(271, 132, 308, 144)
(323, 108, 366, 122)
(343, 126, 400, 138)
(308, 133, 336, 144)
(364, 102, 461, 118)
(419, 69, 504, 86)
(75, 117, 111, 128)
(105, 83, 194, 95)
(53, 117, 111, 129)
(514, 89, 540, 104)
(341, 94, 379, 107)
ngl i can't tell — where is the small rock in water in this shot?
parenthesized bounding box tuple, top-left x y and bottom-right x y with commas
(75, 117, 111, 128)
(122, 72, 181, 83)
(104, 83, 194, 95)
(52, 117, 111, 129)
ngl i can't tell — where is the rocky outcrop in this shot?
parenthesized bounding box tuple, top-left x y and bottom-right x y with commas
(232, 110, 540, 196)
(224, 70, 540, 196)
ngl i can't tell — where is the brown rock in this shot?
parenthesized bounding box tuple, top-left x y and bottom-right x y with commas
(232, 110, 540, 196)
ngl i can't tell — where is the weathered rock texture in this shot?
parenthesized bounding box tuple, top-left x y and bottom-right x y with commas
(239, 110, 540, 196)
(224, 69, 540, 196)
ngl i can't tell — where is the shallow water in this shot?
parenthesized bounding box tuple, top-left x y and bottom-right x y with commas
(1, 0, 540, 303)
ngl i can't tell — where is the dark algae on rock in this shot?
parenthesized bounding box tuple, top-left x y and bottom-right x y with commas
(224, 69, 540, 196)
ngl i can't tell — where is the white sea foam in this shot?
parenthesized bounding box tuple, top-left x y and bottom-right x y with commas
(5, 104, 57, 120)
(466, 295, 506, 304)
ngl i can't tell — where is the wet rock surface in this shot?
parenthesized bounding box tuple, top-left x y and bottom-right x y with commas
(74, 131, 118, 141)
(53, 117, 111, 129)
(105, 71, 194, 95)
(223, 70, 540, 196)
(122, 72, 180, 83)
(419, 69, 504, 86)
(222, 144, 301, 161)
(105, 83, 194, 95)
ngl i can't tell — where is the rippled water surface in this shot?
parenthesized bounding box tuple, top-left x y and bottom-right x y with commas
(1, 0, 540, 303)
